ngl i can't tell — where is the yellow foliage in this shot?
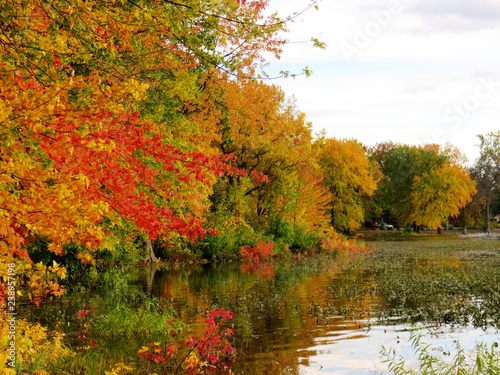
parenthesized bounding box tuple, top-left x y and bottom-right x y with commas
(408, 164, 476, 228)
(185, 351, 201, 372)
(77, 252, 96, 266)
(48, 261, 67, 280)
(104, 363, 134, 375)
(0, 318, 73, 373)
(314, 137, 377, 231)
(0, 256, 66, 302)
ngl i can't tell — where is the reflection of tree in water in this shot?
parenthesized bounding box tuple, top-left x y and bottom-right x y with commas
(143, 257, 382, 374)
(241, 261, 275, 279)
(143, 263, 158, 295)
(136, 240, 500, 374)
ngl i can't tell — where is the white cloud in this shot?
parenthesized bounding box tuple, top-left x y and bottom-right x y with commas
(263, 0, 500, 162)
(407, 0, 500, 31)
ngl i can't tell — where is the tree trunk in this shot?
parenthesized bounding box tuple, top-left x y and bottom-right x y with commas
(437, 226, 442, 234)
(143, 238, 158, 263)
(414, 223, 420, 233)
(462, 207, 467, 235)
(486, 199, 491, 233)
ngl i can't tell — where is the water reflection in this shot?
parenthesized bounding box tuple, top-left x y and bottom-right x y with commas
(299, 324, 500, 375)
(145, 258, 382, 374)
(144, 240, 500, 374)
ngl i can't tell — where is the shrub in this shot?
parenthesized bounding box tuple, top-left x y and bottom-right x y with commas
(267, 216, 295, 245)
(137, 308, 236, 374)
(189, 221, 270, 261)
(240, 241, 274, 262)
(266, 217, 321, 254)
(0, 318, 72, 373)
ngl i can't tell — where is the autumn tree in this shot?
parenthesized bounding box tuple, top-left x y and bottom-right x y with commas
(408, 164, 476, 233)
(181, 73, 335, 257)
(0, 0, 290, 295)
(313, 137, 377, 233)
(204, 80, 315, 226)
(279, 162, 332, 230)
(372, 143, 476, 232)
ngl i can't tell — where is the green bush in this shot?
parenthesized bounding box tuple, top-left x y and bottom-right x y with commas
(188, 216, 340, 260)
(290, 225, 320, 253)
(189, 221, 271, 261)
(267, 216, 295, 245)
(266, 216, 321, 254)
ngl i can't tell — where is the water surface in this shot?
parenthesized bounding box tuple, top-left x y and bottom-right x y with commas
(143, 237, 500, 374)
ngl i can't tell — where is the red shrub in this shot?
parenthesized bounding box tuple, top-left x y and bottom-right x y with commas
(240, 241, 274, 263)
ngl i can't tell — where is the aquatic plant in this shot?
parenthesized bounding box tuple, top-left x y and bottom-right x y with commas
(381, 329, 500, 374)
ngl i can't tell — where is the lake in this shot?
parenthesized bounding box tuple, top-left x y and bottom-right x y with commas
(20, 235, 500, 374)
(142, 235, 500, 374)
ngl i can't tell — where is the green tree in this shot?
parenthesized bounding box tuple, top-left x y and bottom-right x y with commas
(372, 144, 475, 232)
(472, 131, 500, 232)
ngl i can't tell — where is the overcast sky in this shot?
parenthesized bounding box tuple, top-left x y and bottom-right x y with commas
(264, 0, 500, 164)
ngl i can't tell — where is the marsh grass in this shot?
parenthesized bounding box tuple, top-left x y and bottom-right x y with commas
(93, 297, 181, 339)
(347, 238, 500, 328)
(51, 351, 118, 375)
(381, 329, 500, 374)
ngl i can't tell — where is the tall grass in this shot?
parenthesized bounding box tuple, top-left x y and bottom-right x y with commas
(381, 330, 500, 374)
